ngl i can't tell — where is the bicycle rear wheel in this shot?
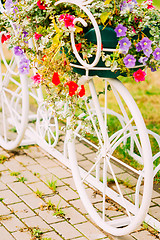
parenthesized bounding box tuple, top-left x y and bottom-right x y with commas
(67, 78, 153, 236)
(0, 34, 29, 150)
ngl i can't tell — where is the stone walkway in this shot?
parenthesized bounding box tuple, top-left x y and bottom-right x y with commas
(0, 144, 160, 240)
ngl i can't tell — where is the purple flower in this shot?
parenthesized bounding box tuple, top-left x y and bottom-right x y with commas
(115, 24, 127, 37)
(14, 46, 24, 56)
(153, 48, 160, 60)
(143, 48, 152, 57)
(120, 1, 134, 12)
(138, 56, 148, 65)
(136, 42, 142, 52)
(119, 37, 131, 53)
(140, 37, 152, 50)
(13, 6, 18, 14)
(5, 0, 13, 10)
(18, 58, 30, 74)
(19, 57, 30, 66)
(150, 66, 156, 72)
(23, 31, 28, 38)
(123, 54, 136, 68)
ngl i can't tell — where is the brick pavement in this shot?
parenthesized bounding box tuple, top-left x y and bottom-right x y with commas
(0, 144, 160, 240)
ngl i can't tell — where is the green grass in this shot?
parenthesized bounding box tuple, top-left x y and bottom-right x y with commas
(47, 179, 57, 192)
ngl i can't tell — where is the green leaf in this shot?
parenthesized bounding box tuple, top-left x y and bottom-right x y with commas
(104, 0, 111, 5)
(100, 12, 111, 25)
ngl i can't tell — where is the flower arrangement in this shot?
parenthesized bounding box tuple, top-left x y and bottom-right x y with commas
(0, 0, 160, 123)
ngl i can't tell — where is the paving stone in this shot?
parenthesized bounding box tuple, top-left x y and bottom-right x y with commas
(113, 172, 137, 187)
(76, 143, 93, 154)
(51, 221, 82, 239)
(7, 182, 32, 196)
(27, 164, 49, 176)
(28, 181, 53, 195)
(1, 214, 25, 232)
(40, 174, 64, 188)
(151, 190, 160, 198)
(0, 189, 21, 204)
(131, 230, 157, 239)
(8, 202, 35, 219)
(152, 197, 160, 205)
(4, 158, 26, 172)
(74, 221, 106, 240)
(42, 230, 63, 240)
(64, 207, 87, 224)
(62, 177, 77, 191)
(148, 206, 160, 220)
(20, 193, 46, 209)
(70, 198, 88, 215)
(44, 194, 69, 209)
(0, 202, 11, 215)
(0, 163, 7, 171)
(23, 215, 52, 232)
(58, 185, 79, 201)
(14, 154, 36, 166)
(20, 170, 40, 184)
(48, 166, 71, 179)
(36, 208, 64, 224)
(12, 230, 32, 240)
(35, 156, 59, 168)
(0, 181, 8, 191)
(0, 149, 10, 157)
(79, 159, 95, 172)
(114, 234, 135, 240)
(24, 145, 46, 158)
(1, 171, 18, 184)
(0, 226, 15, 240)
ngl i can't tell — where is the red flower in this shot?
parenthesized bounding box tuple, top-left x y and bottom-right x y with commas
(1, 33, 11, 43)
(42, 55, 46, 61)
(63, 14, 75, 28)
(75, 43, 82, 52)
(66, 81, 78, 96)
(52, 72, 60, 86)
(35, 32, 42, 40)
(133, 69, 146, 82)
(37, 0, 46, 10)
(78, 85, 85, 97)
(31, 73, 41, 84)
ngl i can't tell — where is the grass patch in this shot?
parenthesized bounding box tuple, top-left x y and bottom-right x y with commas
(10, 171, 21, 176)
(16, 176, 27, 183)
(0, 155, 8, 164)
(47, 178, 57, 192)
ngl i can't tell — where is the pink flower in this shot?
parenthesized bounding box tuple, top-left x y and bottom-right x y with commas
(60, 14, 75, 28)
(31, 73, 41, 84)
(35, 32, 42, 40)
(133, 69, 146, 82)
(131, 26, 136, 34)
(59, 14, 65, 21)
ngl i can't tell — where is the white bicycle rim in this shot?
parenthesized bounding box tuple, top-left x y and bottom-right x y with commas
(67, 78, 153, 236)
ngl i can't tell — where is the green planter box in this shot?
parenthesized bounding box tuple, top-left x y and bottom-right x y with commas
(72, 26, 120, 78)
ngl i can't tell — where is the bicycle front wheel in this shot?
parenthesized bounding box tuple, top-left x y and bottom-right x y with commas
(0, 35, 29, 150)
(67, 78, 153, 236)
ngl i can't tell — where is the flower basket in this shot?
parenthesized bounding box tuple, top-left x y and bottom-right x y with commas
(72, 26, 121, 78)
